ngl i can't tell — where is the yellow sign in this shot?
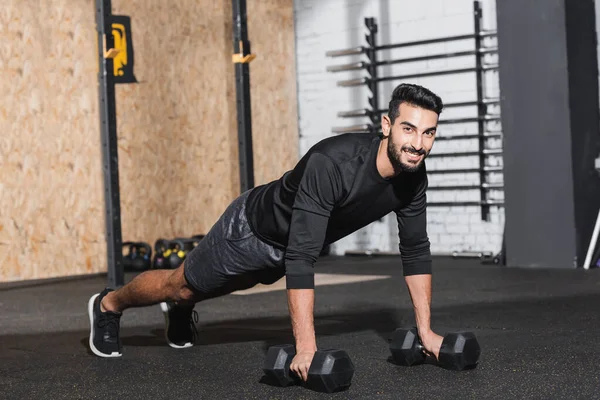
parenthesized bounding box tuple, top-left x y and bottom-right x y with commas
(110, 15, 137, 84)
(112, 23, 128, 77)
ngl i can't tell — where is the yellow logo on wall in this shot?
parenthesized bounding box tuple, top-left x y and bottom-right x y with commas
(111, 15, 137, 84)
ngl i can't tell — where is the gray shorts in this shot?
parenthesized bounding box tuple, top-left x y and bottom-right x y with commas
(183, 190, 285, 299)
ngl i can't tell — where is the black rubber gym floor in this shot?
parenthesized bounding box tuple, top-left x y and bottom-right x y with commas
(1, 256, 600, 399)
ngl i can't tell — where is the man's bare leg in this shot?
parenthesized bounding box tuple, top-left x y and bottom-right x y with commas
(100, 264, 197, 313)
(88, 263, 200, 357)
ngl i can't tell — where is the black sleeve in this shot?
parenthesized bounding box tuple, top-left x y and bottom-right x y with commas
(395, 173, 432, 276)
(285, 153, 342, 289)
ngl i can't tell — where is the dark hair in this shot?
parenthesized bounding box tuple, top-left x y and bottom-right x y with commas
(387, 83, 444, 124)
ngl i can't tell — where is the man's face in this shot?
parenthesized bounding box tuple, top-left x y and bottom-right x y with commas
(383, 103, 438, 173)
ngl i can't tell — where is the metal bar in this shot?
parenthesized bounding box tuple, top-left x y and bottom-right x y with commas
(326, 46, 366, 57)
(337, 65, 499, 87)
(331, 124, 374, 134)
(374, 30, 497, 51)
(96, 0, 124, 288)
(374, 48, 498, 67)
(474, 0, 488, 221)
(232, 0, 255, 192)
(438, 115, 501, 125)
(338, 77, 368, 87)
(427, 182, 504, 190)
(443, 98, 501, 108)
(327, 48, 498, 72)
(376, 65, 499, 83)
(337, 109, 373, 118)
(434, 132, 503, 141)
(426, 166, 504, 174)
(326, 61, 367, 72)
(427, 200, 504, 206)
(374, 97, 501, 114)
(427, 148, 503, 158)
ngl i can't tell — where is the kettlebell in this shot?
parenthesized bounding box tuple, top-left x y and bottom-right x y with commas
(131, 242, 152, 271)
(175, 237, 197, 252)
(153, 239, 170, 269)
(122, 241, 136, 271)
(167, 239, 187, 269)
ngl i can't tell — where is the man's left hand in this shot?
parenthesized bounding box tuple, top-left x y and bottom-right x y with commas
(419, 330, 444, 360)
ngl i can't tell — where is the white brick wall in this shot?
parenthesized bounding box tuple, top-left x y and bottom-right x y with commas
(294, 0, 504, 256)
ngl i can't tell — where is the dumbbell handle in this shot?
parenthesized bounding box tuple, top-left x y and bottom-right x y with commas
(415, 342, 434, 356)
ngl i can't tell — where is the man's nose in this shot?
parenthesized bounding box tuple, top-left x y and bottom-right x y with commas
(411, 133, 423, 150)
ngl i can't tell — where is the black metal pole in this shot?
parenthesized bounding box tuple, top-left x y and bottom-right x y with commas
(364, 18, 379, 126)
(96, 0, 124, 288)
(232, 0, 255, 192)
(473, 0, 489, 221)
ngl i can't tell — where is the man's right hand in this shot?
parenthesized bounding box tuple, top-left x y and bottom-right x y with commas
(290, 350, 316, 382)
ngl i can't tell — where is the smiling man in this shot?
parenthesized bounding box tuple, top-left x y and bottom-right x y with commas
(88, 83, 444, 382)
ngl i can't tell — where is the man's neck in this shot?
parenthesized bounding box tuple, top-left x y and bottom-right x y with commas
(376, 137, 398, 180)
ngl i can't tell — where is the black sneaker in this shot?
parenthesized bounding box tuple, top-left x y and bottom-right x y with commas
(160, 302, 199, 348)
(88, 288, 123, 358)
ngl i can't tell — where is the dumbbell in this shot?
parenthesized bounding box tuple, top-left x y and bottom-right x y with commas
(389, 327, 481, 371)
(263, 344, 355, 393)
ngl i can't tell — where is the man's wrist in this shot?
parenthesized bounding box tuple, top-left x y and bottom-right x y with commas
(417, 326, 432, 337)
(295, 341, 317, 353)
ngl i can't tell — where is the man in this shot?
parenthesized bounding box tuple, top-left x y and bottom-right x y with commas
(88, 83, 444, 382)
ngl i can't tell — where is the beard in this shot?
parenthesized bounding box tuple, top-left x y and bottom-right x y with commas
(387, 140, 427, 173)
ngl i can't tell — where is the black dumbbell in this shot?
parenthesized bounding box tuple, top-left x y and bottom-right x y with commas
(263, 344, 355, 393)
(389, 327, 481, 371)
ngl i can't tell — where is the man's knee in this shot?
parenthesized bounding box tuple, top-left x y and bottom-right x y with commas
(168, 265, 198, 302)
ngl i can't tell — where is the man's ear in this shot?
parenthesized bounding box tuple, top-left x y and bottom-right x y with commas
(381, 115, 392, 138)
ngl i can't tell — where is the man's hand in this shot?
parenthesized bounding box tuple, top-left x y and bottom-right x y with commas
(419, 330, 444, 360)
(290, 350, 316, 382)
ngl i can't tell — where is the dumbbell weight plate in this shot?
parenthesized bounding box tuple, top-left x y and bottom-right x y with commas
(389, 327, 426, 366)
(306, 349, 355, 393)
(438, 331, 481, 371)
(263, 344, 297, 387)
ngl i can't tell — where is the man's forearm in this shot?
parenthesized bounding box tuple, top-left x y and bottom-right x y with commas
(287, 288, 317, 351)
(404, 274, 432, 334)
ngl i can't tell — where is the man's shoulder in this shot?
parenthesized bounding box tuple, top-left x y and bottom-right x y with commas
(306, 133, 377, 163)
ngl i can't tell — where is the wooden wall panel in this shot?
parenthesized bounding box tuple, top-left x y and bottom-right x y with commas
(0, 1, 106, 282)
(0, 0, 298, 283)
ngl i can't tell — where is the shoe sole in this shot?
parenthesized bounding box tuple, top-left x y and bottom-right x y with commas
(160, 302, 193, 349)
(88, 293, 122, 358)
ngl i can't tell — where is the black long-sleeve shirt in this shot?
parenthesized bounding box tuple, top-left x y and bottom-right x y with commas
(245, 132, 432, 289)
